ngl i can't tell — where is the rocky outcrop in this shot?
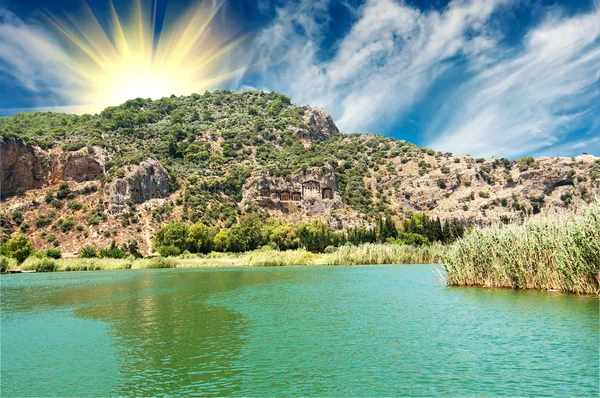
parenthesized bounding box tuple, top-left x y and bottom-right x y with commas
(105, 159, 170, 215)
(243, 166, 342, 216)
(291, 107, 339, 148)
(0, 138, 105, 197)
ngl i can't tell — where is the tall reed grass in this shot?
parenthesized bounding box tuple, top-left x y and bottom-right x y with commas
(442, 199, 600, 294)
(323, 243, 443, 265)
(4, 243, 442, 273)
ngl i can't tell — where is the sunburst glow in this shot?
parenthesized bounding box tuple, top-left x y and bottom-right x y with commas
(44, 0, 246, 113)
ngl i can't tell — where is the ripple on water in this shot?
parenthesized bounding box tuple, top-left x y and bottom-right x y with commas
(1, 265, 598, 396)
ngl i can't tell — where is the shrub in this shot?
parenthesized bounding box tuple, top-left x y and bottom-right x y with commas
(79, 245, 98, 258)
(437, 179, 447, 189)
(60, 218, 75, 232)
(50, 199, 63, 208)
(99, 241, 127, 259)
(1, 234, 35, 263)
(323, 245, 336, 254)
(67, 200, 84, 211)
(35, 216, 50, 228)
(158, 245, 181, 257)
(0, 256, 9, 273)
(45, 248, 62, 259)
(31, 258, 59, 272)
(148, 256, 178, 268)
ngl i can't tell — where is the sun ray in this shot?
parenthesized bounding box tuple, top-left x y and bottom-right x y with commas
(44, 0, 248, 114)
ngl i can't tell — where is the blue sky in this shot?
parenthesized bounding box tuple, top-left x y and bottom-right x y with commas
(0, 0, 599, 158)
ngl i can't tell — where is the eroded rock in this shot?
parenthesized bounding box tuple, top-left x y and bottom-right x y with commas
(106, 159, 170, 215)
(0, 138, 105, 197)
(291, 107, 339, 148)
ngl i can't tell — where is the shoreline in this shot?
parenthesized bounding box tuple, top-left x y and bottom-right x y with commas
(4, 244, 442, 272)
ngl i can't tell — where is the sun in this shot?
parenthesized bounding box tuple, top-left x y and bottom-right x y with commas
(44, 0, 247, 114)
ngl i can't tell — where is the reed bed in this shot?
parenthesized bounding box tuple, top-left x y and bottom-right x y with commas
(442, 199, 600, 294)
(323, 243, 443, 265)
(5, 243, 442, 273)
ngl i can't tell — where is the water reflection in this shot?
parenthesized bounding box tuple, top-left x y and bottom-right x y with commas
(1, 266, 598, 397)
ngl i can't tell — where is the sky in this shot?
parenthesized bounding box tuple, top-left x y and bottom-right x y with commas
(0, 0, 599, 158)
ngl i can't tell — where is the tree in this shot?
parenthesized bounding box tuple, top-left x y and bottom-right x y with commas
(269, 224, 300, 250)
(213, 230, 231, 252)
(154, 222, 189, 253)
(1, 234, 35, 263)
(228, 214, 265, 252)
(297, 221, 333, 252)
(186, 222, 209, 253)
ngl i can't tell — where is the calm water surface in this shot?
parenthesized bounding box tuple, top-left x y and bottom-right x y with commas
(1, 265, 598, 396)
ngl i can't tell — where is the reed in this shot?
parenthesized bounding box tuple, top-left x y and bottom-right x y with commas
(323, 243, 443, 265)
(442, 199, 600, 294)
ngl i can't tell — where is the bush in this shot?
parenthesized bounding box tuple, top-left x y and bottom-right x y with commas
(50, 198, 63, 208)
(0, 256, 9, 273)
(45, 248, 62, 259)
(1, 234, 35, 263)
(67, 200, 84, 211)
(31, 258, 59, 272)
(35, 216, 50, 228)
(99, 241, 127, 259)
(157, 245, 181, 257)
(79, 245, 98, 258)
(148, 256, 178, 268)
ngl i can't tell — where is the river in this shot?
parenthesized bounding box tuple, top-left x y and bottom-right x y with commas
(1, 265, 598, 396)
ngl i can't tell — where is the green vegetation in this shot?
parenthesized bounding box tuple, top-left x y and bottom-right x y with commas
(0, 234, 35, 263)
(6, 243, 441, 272)
(150, 213, 464, 255)
(442, 199, 600, 294)
(45, 248, 62, 259)
(0, 90, 432, 222)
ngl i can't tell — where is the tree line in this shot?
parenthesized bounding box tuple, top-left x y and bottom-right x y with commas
(152, 213, 465, 256)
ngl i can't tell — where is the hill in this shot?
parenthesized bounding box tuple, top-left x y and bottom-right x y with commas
(1, 90, 599, 254)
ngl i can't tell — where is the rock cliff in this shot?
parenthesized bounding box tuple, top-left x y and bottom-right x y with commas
(291, 107, 339, 147)
(105, 159, 170, 215)
(0, 138, 104, 197)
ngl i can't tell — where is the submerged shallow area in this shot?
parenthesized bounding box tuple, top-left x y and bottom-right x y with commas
(1, 265, 598, 396)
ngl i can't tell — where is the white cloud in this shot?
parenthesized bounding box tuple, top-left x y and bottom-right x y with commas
(246, 0, 510, 132)
(246, 0, 600, 157)
(0, 9, 75, 95)
(428, 5, 600, 157)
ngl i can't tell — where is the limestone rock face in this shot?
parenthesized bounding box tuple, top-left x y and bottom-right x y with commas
(243, 166, 342, 216)
(304, 107, 339, 138)
(0, 138, 40, 196)
(0, 138, 105, 197)
(106, 159, 170, 214)
(62, 148, 105, 182)
(292, 107, 339, 147)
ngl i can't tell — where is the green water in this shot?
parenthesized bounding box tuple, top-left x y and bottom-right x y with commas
(1, 265, 598, 396)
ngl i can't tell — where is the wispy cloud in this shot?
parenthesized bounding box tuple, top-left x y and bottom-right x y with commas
(0, 9, 74, 98)
(245, 0, 600, 157)
(246, 0, 510, 130)
(427, 4, 600, 157)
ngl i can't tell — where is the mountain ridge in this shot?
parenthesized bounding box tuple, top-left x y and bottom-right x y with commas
(1, 90, 598, 254)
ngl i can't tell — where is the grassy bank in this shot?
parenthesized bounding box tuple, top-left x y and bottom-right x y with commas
(442, 199, 600, 294)
(4, 243, 442, 273)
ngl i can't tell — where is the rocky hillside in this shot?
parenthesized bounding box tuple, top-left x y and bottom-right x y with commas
(1, 90, 598, 254)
